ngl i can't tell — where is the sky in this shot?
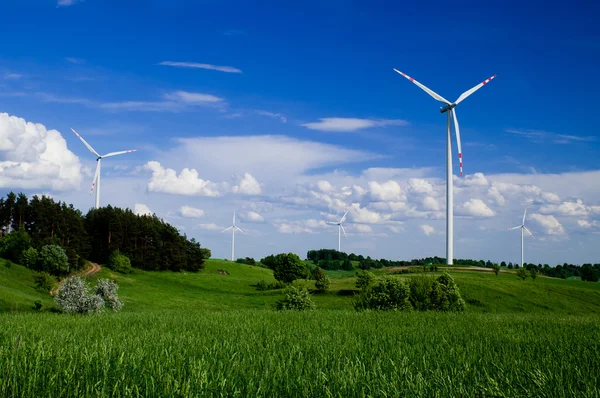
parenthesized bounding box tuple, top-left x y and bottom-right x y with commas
(1, 0, 599, 265)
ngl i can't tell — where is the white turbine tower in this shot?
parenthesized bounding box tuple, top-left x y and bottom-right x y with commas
(222, 211, 244, 261)
(393, 69, 496, 264)
(508, 208, 535, 268)
(71, 128, 137, 209)
(326, 210, 348, 252)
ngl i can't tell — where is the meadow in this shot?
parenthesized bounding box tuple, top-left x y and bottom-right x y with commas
(1, 258, 600, 396)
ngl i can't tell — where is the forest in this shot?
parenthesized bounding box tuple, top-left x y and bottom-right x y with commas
(0, 192, 210, 276)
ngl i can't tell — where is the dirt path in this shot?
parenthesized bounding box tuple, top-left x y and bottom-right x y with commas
(50, 262, 102, 296)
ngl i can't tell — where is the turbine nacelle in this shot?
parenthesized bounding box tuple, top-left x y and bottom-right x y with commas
(440, 103, 457, 114)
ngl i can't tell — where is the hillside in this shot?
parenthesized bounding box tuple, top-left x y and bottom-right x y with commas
(2, 258, 600, 314)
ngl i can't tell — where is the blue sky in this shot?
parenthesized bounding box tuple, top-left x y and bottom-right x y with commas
(1, 0, 599, 264)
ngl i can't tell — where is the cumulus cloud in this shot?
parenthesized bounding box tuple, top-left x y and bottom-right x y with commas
(179, 205, 205, 218)
(539, 200, 593, 217)
(457, 199, 496, 218)
(530, 214, 565, 235)
(134, 203, 152, 216)
(353, 224, 373, 233)
(408, 178, 434, 194)
(301, 118, 408, 132)
(197, 223, 221, 231)
(368, 181, 404, 201)
(231, 173, 262, 195)
(456, 172, 489, 187)
(159, 61, 242, 74)
(422, 196, 440, 211)
(420, 224, 436, 236)
(275, 222, 313, 234)
(240, 211, 264, 223)
(578, 219, 599, 229)
(0, 113, 83, 190)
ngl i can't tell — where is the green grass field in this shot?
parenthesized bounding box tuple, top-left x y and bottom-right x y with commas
(1, 257, 600, 396)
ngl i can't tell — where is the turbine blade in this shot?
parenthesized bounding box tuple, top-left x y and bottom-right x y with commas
(524, 226, 534, 238)
(221, 226, 233, 232)
(508, 226, 522, 230)
(101, 149, 137, 158)
(235, 226, 245, 234)
(454, 74, 497, 105)
(71, 128, 100, 157)
(89, 161, 100, 195)
(325, 221, 337, 225)
(451, 108, 463, 177)
(523, 208, 527, 225)
(340, 224, 347, 237)
(340, 209, 349, 223)
(393, 69, 451, 105)
(233, 211, 236, 226)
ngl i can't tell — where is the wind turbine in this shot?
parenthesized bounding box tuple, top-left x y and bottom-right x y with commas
(326, 210, 348, 252)
(221, 211, 244, 261)
(71, 128, 137, 209)
(508, 208, 534, 268)
(393, 69, 496, 264)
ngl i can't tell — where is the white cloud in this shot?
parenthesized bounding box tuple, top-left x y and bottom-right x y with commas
(0, 113, 83, 190)
(530, 214, 565, 235)
(353, 224, 373, 233)
(275, 222, 313, 234)
(57, 0, 80, 6)
(100, 91, 224, 112)
(145, 161, 225, 197)
(408, 178, 434, 194)
(457, 199, 496, 218)
(387, 224, 404, 233)
(4, 73, 22, 79)
(368, 181, 404, 201)
(231, 173, 262, 195)
(240, 211, 264, 223)
(159, 61, 242, 74)
(179, 205, 205, 218)
(422, 196, 440, 211)
(349, 203, 388, 224)
(456, 172, 489, 187)
(578, 219, 599, 229)
(540, 200, 591, 217)
(197, 223, 221, 231)
(316, 180, 334, 193)
(255, 110, 287, 123)
(420, 224, 436, 236)
(162, 91, 223, 104)
(507, 128, 596, 144)
(301, 118, 408, 132)
(134, 203, 152, 216)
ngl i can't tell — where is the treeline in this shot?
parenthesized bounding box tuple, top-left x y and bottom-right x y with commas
(0, 192, 210, 275)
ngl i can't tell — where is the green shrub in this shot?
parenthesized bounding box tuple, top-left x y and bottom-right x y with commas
(275, 286, 315, 311)
(408, 275, 435, 311)
(33, 272, 56, 293)
(0, 230, 31, 263)
(530, 269, 538, 280)
(428, 272, 465, 312)
(516, 268, 528, 281)
(355, 270, 375, 291)
(33, 300, 43, 311)
(107, 251, 133, 274)
(20, 247, 39, 270)
(272, 253, 307, 283)
(313, 267, 330, 293)
(39, 245, 69, 276)
(256, 279, 287, 291)
(492, 264, 500, 276)
(354, 277, 412, 311)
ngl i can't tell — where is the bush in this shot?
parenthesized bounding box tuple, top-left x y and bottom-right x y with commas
(39, 245, 70, 276)
(354, 277, 412, 311)
(408, 275, 435, 311)
(272, 253, 307, 284)
(33, 300, 43, 311)
(516, 268, 528, 281)
(355, 270, 375, 291)
(33, 271, 56, 293)
(256, 279, 286, 291)
(275, 286, 315, 311)
(54, 276, 104, 314)
(0, 230, 31, 263)
(313, 267, 330, 293)
(492, 264, 500, 276)
(21, 247, 39, 270)
(107, 251, 133, 274)
(428, 272, 465, 312)
(530, 269, 538, 281)
(94, 279, 123, 311)
(508, 263, 514, 269)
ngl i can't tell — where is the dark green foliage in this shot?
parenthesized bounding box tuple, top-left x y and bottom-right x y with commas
(255, 279, 286, 291)
(530, 268, 538, 280)
(20, 247, 39, 270)
(271, 253, 307, 283)
(355, 270, 375, 291)
(33, 272, 56, 293)
(501, 261, 507, 267)
(581, 264, 600, 282)
(0, 230, 32, 263)
(107, 251, 133, 274)
(428, 273, 466, 312)
(275, 286, 315, 311)
(33, 300, 43, 311)
(408, 275, 435, 311)
(354, 277, 412, 311)
(492, 264, 500, 276)
(236, 257, 256, 265)
(508, 262, 514, 269)
(313, 268, 330, 292)
(39, 245, 70, 276)
(516, 268, 528, 281)
(259, 254, 278, 270)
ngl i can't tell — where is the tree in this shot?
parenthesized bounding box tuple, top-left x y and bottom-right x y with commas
(107, 251, 133, 274)
(500, 261, 507, 267)
(94, 279, 124, 311)
(516, 268, 528, 281)
(508, 262, 514, 269)
(355, 270, 375, 291)
(581, 264, 600, 282)
(20, 247, 39, 270)
(354, 277, 412, 311)
(55, 276, 105, 314)
(0, 230, 31, 263)
(275, 286, 315, 310)
(408, 275, 435, 311)
(39, 245, 70, 276)
(530, 268, 538, 281)
(492, 264, 501, 276)
(33, 272, 56, 293)
(428, 272, 465, 312)
(313, 267, 330, 292)
(272, 253, 307, 283)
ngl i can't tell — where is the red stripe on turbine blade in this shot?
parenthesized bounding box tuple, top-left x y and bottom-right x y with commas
(458, 153, 462, 158)
(409, 77, 414, 82)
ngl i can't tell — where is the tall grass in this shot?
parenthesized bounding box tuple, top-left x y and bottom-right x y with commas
(1, 311, 599, 397)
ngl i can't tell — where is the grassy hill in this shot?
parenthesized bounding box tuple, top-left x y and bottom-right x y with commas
(2, 257, 600, 314)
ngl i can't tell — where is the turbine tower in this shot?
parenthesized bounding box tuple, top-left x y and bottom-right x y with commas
(393, 69, 496, 264)
(326, 210, 348, 252)
(222, 211, 244, 261)
(508, 208, 535, 268)
(71, 128, 137, 209)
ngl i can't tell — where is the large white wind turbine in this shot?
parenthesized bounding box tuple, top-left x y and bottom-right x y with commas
(508, 208, 535, 268)
(393, 69, 496, 264)
(71, 128, 137, 209)
(326, 210, 348, 252)
(222, 211, 244, 261)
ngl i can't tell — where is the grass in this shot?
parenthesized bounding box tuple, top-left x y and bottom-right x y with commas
(1, 311, 599, 397)
(0, 259, 54, 312)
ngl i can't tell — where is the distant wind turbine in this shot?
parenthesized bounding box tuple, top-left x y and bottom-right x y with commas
(71, 128, 137, 209)
(326, 210, 348, 252)
(508, 208, 535, 268)
(222, 211, 244, 261)
(393, 69, 496, 264)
